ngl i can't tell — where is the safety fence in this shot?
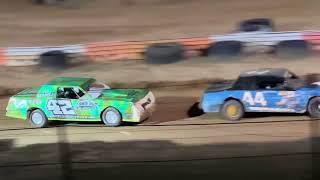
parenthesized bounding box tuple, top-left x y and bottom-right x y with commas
(0, 31, 320, 66)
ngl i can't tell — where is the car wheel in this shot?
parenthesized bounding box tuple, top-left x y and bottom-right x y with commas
(101, 107, 122, 127)
(29, 109, 49, 128)
(220, 100, 244, 121)
(307, 97, 320, 118)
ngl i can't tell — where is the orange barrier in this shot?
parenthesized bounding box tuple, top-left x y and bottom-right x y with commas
(0, 49, 6, 65)
(86, 37, 211, 61)
(303, 32, 320, 50)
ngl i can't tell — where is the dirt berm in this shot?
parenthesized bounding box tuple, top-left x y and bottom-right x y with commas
(1, 56, 320, 96)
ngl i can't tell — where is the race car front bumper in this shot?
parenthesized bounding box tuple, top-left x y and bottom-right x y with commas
(133, 92, 156, 122)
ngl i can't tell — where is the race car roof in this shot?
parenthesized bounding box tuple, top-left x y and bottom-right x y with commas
(239, 68, 290, 78)
(45, 77, 95, 88)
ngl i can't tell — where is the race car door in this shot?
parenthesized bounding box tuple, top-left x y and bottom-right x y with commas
(47, 87, 98, 120)
(242, 78, 298, 112)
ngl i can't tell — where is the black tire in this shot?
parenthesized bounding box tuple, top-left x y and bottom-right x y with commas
(220, 100, 244, 121)
(28, 109, 49, 128)
(101, 107, 122, 127)
(275, 40, 310, 58)
(307, 97, 320, 118)
(187, 102, 204, 117)
(238, 18, 274, 32)
(206, 41, 243, 59)
(39, 50, 69, 69)
(145, 43, 185, 64)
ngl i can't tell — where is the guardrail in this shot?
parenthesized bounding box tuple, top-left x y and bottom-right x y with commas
(0, 31, 319, 66)
(86, 37, 210, 61)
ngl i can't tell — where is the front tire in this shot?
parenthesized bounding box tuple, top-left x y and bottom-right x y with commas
(28, 109, 49, 128)
(307, 97, 320, 118)
(220, 100, 244, 121)
(101, 107, 122, 127)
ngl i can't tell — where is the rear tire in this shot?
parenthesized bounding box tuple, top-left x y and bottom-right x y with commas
(220, 100, 244, 121)
(28, 109, 49, 128)
(307, 97, 320, 118)
(101, 107, 122, 127)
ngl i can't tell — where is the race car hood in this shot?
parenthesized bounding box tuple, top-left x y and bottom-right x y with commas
(205, 81, 234, 93)
(98, 89, 150, 102)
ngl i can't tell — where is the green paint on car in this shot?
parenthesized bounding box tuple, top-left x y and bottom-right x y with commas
(6, 77, 156, 127)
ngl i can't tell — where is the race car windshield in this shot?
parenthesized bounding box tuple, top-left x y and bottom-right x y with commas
(86, 81, 111, 99)
(86, 81, 111, 91)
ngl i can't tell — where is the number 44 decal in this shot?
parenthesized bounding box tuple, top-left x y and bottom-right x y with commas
(242, 92, 267, 106)
(47, 100, 76, 115)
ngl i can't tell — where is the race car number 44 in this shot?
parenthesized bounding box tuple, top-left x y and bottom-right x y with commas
(242, 92, 267, 106)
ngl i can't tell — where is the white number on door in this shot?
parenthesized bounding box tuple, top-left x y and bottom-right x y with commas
(47, 100, 75, 115)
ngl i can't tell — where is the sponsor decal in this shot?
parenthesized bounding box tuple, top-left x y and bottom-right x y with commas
(79, 100, 95, 108)
(13, 99, 27, 108)
(248, 107, 296, 112)
(276, 91, 298, 108)
(38, 92, 55, 97)
(52, 115, 92, 119)
(141, 98, 151, 110)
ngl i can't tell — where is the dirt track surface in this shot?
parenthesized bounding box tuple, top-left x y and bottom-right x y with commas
(0, 86, 319, 179)
(0, 0, 319, 46)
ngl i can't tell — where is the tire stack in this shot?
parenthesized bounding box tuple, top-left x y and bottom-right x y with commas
(145, 43, 185, 64)
(275, 40, 310, 58)
(39, 51, 69, 69)
(205, 41, 243, 59)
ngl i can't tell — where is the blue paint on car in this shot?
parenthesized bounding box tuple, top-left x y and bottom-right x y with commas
(200, 68, 320, 115)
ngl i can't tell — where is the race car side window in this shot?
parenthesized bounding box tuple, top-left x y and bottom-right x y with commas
(232, 77, 258, 90)
(57, 87, 84, 99)
(256, 77, 287, 90)
(73, 88, 85, 98)
(257, 81, 280, 90)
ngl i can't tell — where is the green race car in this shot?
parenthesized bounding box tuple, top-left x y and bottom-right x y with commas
(6, 77, 156, 128)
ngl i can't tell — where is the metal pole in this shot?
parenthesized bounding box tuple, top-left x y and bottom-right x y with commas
(57, 126, 73, 180)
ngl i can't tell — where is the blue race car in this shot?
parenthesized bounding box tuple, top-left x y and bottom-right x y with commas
(200, 68, 320, 120)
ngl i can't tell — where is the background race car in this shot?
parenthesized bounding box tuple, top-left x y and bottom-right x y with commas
(200, 68, 320, 120)
(6, 77, 156, 127)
